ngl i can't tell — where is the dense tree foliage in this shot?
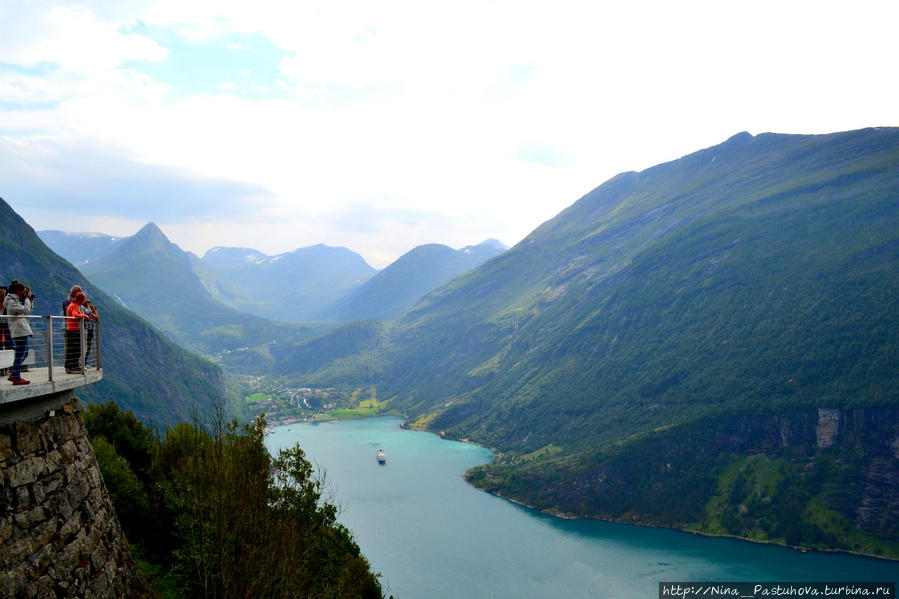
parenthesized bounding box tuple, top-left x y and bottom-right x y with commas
(85, 402, 384, 599)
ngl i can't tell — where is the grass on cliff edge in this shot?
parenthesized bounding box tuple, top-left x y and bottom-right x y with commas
(688, 454, 899, 559)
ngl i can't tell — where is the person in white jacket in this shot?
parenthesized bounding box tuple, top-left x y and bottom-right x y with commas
(4, 281, 34, 385)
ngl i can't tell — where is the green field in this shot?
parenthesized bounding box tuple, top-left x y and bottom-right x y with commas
(326, 394, 387, 419)
(244, 392, 271, 403)
(328, 407, 381, 419)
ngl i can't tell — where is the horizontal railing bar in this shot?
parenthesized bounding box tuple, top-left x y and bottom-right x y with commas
(0, 315, 87, 320)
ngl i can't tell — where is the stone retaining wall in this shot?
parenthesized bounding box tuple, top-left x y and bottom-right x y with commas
(0, 398, 145, 598)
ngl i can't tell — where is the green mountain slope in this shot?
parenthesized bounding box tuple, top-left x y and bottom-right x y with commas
(373, 129, 898, 437)
(321, 240, 507, 322)
(275, 128, 899, 554)
(0, 199, 225, 425)
(79, 223, 319, 354)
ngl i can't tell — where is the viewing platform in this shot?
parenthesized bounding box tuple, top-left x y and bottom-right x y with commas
(0, 315, 102, 423)
(0, 367, 102, 405)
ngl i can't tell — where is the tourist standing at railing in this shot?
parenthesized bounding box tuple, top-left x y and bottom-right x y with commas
(4, 281, 34, 385)
(0, 286, 10, 351)
(65, 291, 93, 373)
(80, 298, 99, 365)
(62, 285, 82, 366)
(61, 285, 82, 315)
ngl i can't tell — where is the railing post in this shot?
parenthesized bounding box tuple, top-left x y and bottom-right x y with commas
(45, 316, 54, 382)
(62, 316, 69, 373)
(80, 322, 86, 374)
(95, 320, 101, 371)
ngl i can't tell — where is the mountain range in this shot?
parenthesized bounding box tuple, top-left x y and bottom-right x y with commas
(198, 243, 377, 322)
(36, 230, 125, 265)
(1, 200, 225, 426)
(265, 128, 899, 555)
(40, 227, 507, 355)
(322, 240, 507, 322)
(64, 222, 325, 355)
(39, 230, 378, 326)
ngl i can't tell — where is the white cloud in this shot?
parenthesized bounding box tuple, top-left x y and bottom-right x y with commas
(0, 3, 166, 71)
(1, 0, 897, 268)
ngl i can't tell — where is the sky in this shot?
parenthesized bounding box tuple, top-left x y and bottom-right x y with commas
(1, 1, 897, 268)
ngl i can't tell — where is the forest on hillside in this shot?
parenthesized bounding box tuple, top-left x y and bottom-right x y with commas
(83, 402, 385, 599)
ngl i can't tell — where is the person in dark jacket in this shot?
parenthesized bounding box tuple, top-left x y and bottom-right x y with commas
(0, 286, 10, 351)
(80, 298, 99, 366)
(61, 285, 82, 315)
(4, 281, 34, 385)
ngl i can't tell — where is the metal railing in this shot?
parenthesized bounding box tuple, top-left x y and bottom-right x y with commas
(0, 315, 101, 381)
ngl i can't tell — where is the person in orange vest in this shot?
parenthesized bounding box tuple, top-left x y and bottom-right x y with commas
(65, 291, 93, 373)
(61, 285, 82, 365)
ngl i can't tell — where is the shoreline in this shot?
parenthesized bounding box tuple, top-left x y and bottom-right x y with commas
(468, 480, 899, 564)
(448, 434, 899, 564)
(273, 414, 899, 564)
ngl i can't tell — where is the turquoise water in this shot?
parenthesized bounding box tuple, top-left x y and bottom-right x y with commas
(265, 417, 899, 599)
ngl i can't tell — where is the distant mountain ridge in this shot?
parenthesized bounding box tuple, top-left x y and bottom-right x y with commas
(321, 240, 507, 322)
(41, 232, 378, 325)
(2, 200, 225, 425)
(38, 230, 125, 265)
(201, 246, 267, 269)
(196, 243, 376, 322)
(73, 223, 321, 354)
(43, 229, 508, 326)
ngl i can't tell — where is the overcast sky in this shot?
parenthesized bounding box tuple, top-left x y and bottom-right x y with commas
(1, 1, 897, 268)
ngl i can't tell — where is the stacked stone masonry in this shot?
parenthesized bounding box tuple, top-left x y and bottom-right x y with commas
(0, 399, 145, 598)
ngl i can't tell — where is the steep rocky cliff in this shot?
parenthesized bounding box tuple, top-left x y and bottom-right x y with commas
(469, 407, 899, 557)
(1, 398, 145, 597)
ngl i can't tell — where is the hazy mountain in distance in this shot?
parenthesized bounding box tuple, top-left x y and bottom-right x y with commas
(38, 230, 125, 265)
(477, 238, 508, 251)
(202, 246, 267, 269)
(185, 251, 242, 308)
(199, 244, 376, 322)
(1, 200, 225, 425)
(321, 240, 508, 322)
(79, 223, 318, 354)
(270, 128, 899, 555)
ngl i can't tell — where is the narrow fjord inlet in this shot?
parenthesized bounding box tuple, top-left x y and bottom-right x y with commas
(266, 418, 899, 599)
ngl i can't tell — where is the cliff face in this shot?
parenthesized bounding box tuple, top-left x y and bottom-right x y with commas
(0, 399, 145, 597)
(703, 408, 899, 542)
(469, 407, 899, 556)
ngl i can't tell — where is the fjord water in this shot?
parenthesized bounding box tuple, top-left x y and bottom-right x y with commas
(265, 417, 898, 598)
